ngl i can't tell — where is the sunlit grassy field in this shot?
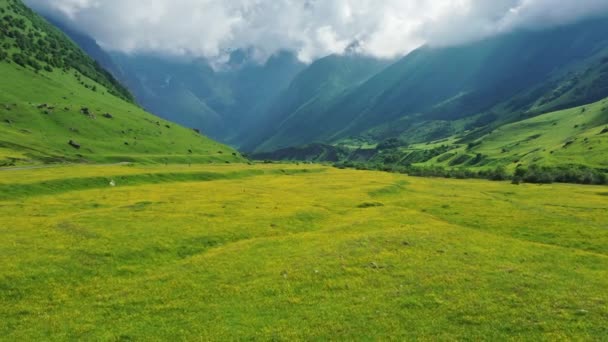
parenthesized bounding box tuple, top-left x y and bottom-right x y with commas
(467, 98, 608, 169)
(1, 163, 607, 340)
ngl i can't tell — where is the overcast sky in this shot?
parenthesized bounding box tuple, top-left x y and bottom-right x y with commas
(25, 0, 608, 63)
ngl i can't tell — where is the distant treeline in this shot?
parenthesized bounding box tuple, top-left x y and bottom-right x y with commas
(334, 161, 608, 185)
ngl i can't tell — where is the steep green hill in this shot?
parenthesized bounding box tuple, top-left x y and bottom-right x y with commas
(0, 0, 242, 166)
(433, 98, 608, 170)
(0, 0, 132, 102)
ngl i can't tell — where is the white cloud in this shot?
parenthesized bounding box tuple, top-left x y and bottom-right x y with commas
(25, 0, 608, 63)
(497, 0, 608, 31)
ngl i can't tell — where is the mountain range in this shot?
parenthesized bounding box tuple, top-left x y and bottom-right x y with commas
(250, 17, 608, 151)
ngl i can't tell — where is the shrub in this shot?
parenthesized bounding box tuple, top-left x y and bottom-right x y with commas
(357, 202, 384, 209)
(377, 138, 404, 150)
(337, 157, 608, 186)
(488, 167, 508, 181)
(436, 153, 456, 163)
(467, 141, 482, 150)
(468, 153, 485, 166)
(449, 154, 471, 166)
(515, 165, 607, 185)
(11, 52, 26, 66)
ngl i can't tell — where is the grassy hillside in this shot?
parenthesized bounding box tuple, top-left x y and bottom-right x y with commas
(252, 22, 608, 183)
(1, 163, 607, 339)
(380, 97, 608, 172)
(0, 0, 242, 166)
(442, 98, 608, 170)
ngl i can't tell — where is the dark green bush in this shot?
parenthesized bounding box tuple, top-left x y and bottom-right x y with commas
(11, 52, 25, 66)
(377, 138, 404, 150)
(515, 165, 607, 185)
(449, 154, 471, 166)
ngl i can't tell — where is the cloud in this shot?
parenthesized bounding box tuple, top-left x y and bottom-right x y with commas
(24, 0, 608, 63)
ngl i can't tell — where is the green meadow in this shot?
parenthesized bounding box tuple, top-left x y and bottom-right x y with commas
(1, 163, 607, 340)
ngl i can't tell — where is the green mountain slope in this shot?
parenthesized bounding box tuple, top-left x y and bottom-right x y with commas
(109, 54, 232, 140)
(249, 17, 608, 182)
(437, 98, 608, 170)
(243, 54, 390, 151)
(109, 51, 305, 144)
(42, 16, 133, 98)
(0, 0, 242, 166)
(339, 18, 608, 143)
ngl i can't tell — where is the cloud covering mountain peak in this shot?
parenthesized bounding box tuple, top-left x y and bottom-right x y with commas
(26, 0, 608, 63)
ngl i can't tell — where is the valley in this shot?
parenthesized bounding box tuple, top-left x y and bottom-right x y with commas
(1, 0, 607, 339)
(45, 14, 608, 182)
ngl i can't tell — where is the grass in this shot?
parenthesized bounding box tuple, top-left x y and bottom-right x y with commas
(0, 62, 242, 166)
(0, 163, 323, 200)
(470, 98, 608, 169)
(407, 97, 608, 171)
(1, 163, 607, 340)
